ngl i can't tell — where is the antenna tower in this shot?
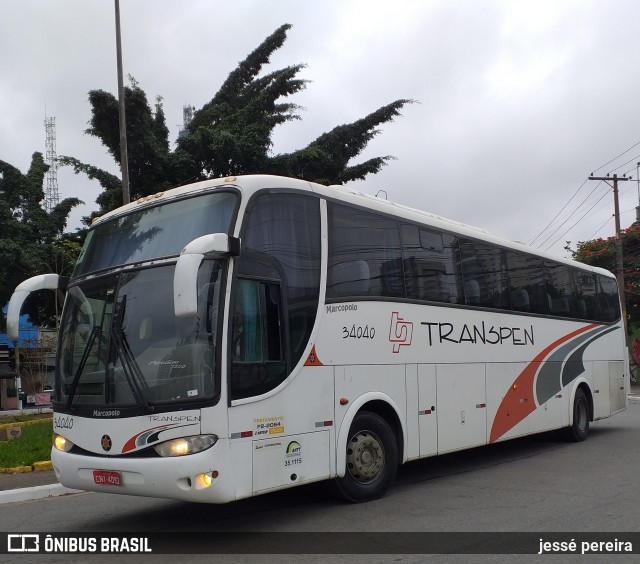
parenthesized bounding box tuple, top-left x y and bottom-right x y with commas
(178, 104, 194, 139)
(44, 116, 59, 212)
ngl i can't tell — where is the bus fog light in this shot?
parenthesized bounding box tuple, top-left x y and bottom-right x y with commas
(53, 433, 74, 453)
(153, 435, 218, 457)
(196, 472, 213, 488)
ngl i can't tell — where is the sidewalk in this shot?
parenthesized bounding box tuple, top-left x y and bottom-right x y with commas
(0, 461, 81, 504)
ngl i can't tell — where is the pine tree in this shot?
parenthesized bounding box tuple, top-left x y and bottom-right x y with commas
(61, 24, 413, 219)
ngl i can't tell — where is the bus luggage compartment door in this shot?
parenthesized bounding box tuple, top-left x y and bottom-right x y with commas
(436, 363, 486, 453)
(418, 364, 438, 457)
(252, 431, 330, 494)
(609, 360, 626, 415)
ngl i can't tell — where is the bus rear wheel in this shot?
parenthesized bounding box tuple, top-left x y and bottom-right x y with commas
(561, 388, 590, 442)
(334, 411, 398, 503)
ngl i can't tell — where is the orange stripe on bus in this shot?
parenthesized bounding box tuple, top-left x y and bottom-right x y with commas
(489, 323, 599, 443)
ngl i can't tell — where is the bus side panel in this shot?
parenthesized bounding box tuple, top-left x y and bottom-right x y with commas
(252, 430, 331, 494)
(405, 364, 421, 461)
(486, 362, 600, 441)
(436, 363, 486, 454)
(229, 440, 253, 501)
(525, 386, 563, 434)
(417, 364, 437, 458)
(228, 365, 335, 499)
(610, 360, 627, 415)
(592, 361, 611, 420)
(486, 361, 533, 442)
(334, 363, 406, 448)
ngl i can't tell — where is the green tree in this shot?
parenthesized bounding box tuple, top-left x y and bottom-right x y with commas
(0, 153, 82, 328)
(572, 225, 640, 334)
(60, 24, 413, 219)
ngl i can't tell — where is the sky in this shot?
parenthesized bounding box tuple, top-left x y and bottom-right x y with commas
(2, 0, 640, 258)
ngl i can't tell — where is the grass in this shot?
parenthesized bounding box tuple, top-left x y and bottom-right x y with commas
(0, 419, 53, 468)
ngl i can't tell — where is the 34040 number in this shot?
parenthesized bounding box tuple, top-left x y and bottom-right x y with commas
(342, 325, 375, 339)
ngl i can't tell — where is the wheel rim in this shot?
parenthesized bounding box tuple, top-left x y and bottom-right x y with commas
(346, 430, 385, 484)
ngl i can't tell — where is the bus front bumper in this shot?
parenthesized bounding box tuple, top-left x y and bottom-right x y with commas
(51, 440, 237, 504)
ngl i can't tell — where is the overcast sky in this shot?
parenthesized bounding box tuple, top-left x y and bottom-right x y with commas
(3, 0, 640, 257)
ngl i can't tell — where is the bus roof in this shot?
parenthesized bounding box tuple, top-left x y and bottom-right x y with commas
(93, 174, 615, 280)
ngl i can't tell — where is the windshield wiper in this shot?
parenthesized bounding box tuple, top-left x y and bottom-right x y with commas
(65, 325, 101, 410)
(111, 297, 154, 413)
(111, 330, 154, 413)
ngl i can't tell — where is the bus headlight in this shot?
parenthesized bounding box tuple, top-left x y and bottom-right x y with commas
(153, 435, 218, 457)
(53, 433, 74, 453)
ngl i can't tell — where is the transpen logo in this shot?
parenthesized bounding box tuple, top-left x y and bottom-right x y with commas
(389, 312, 413, 353)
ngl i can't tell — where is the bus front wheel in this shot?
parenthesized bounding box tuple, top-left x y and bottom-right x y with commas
(561, 388, 590, 442)
(334, 411, 398, 503)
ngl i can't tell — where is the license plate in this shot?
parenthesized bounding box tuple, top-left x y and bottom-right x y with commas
(93, 470, 122, 486)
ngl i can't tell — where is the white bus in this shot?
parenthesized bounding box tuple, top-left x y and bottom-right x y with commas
(7, 175, 628, 503)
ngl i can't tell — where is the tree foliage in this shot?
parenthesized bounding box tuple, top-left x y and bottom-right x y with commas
(572, 225, 640, 333)
(61, 24, 413, 219)
(0, 154, 82, 328)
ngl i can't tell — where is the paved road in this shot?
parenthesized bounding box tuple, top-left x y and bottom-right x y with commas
(2, 396, 640, 562)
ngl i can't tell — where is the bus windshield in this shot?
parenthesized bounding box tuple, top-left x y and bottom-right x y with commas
(74, 191, 237, 277)
(56, 261, 222, 409)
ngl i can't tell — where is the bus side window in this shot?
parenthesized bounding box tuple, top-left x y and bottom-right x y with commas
(240, 193, 321, 371)
(575, 271, 598, 319)
(598, 275, 620, 322)
(506, 251, 548, 315)
(458, 239, 509, 309)
(544, 262, 578, 318)
(328, 204, 403, 299)
(230, 278, 286, 400)
(400, 224, 461, 304)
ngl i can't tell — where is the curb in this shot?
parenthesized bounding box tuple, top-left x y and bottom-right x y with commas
(0, 461, 53, 474)
(0, 483, 83, 505)
(0, 418, 52, 431)
(0, 418, 54, 474)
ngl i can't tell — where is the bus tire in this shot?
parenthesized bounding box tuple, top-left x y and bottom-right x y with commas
(561, 388, 590, 442)
(333, 411, 398, 503)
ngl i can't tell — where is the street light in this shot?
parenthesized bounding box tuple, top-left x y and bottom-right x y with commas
(114, 0, 130, 205)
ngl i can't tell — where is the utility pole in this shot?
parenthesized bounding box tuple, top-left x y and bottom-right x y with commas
(636, 162, 640, 224)
(114, 0, 130, 204)
(588, 173, 630, 331)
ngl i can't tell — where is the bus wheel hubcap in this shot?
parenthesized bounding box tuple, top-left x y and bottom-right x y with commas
(346, 430, 384, 484)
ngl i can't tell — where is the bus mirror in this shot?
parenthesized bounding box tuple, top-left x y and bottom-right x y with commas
(173, 234, 239, 318)
(7, 274, 62, 341)
(181, 233, 239, 257)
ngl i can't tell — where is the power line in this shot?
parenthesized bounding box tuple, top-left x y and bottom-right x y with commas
(533, 140, 640, 254)
(534, 145, 640, 251)
(542, 189, 610, 251)
(586, 215, 613, 240)
(607, 152, 640, 175)
(535, 181, 603, 249)
(529, 179, 588, 246)
(591, 140, 640, 175)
